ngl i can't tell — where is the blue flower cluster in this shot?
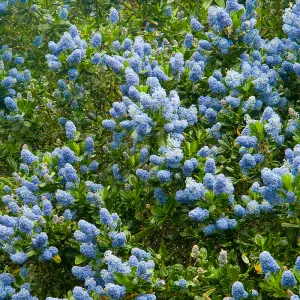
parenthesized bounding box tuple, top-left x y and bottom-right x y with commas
(0, 45, 31, 120)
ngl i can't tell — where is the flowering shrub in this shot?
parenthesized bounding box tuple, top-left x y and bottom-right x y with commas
(1, 0, 300, 299)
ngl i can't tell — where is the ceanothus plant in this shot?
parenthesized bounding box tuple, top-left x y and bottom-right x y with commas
(0, 0, 300, 299)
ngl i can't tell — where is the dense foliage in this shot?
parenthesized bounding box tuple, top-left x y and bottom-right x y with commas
(0, 0, 300, 299)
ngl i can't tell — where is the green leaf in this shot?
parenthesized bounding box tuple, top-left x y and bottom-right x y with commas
(114, 273, 132, 287)
(75, 255, 86, 265)
(26, 251, 35, 257)
(156, 129, 166, 147)
(200, 247, 207, 260)
(282, 173, 293, 191)
(254, 234, 266, 248)
(203, 0, 213, 10)
(255, 120, 264, 134)
(214, 0, 225, 8)
(52, 254, 62, 264)
(242, 253, 250, 264)
(159, 243, 167, 261)
(282, 223, 300, 228)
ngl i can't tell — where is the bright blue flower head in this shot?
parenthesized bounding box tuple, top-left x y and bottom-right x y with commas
(205, 158, 216, 174)
(91, 33, 102, 48)
(84, 137, 94, 155)
(189, 207, 209, 222)
(165, 6, 172, 17)
(231, 281, 248, 300)
(109, 8, 119, 24)
(65, 120, 76, 140)
(184, 33, 193, 48)
(259, 251, 280, 274)
(281, 270, 297, 288)
(106, 283, 126, 299)
(191, 17, 203, 31)
(174, 279, 187, 289)
(4, 97, 18, 111)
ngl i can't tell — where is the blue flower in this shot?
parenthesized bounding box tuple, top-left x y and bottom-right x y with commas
(154, 188, 168, 205)
(191, 18, 203, 31)
(112, 164, 124, 181)
(55, 190, 75, 207)
(199, 40, 212, 50)
(91, 53, 101, 65)
(67, 50, 83, 65)
(139, 148, 149, 163)
(281, 270, 297, 288)
(261, 168, 282, 189)
(113, 40, 121, 51)
(184, 33, 193, 48)
(234, 205, 246, 218)
(72, 266, 95, 281)
(72, 286, 92, 300)
(32, 232, 48, 249)
(68, 68, 78, 81)
(10, 252, 28, 264)
(109, 8, 119, 24)
(216, 217, 229, 230)
(15, 56, 24, 64)
(80, 244, 96, 259)
(197, 146, 211, 157)
(125, 67, 139, 86)
(89, 161, 99, 172)
(19, 216, 34, 233)
(122, 38, 132, 51)
(226, 0, 244, 12)
(165, 6, 172, 17)
(2, 76, 16, 88)
(259, 251, 280, 274)
(174, 279, 187, 289)
(208, 76, 227, 94)
(65, 121, 76, 140)
(208, 6, 232, 32)
(225, 70, 244, 89)
(246, 200, 260, 215)
(205, 158, 216, 174)
(236, 136, 258, 148)
(183, 158, 198, 176)
(58, 7, 68, 20)
(293, 63, 300, 76)
(213, 174, 228, 195)
(136, 169, 151, 181)
(189, 207, 209, 222)
(112, 232, 126, 247)
(105, 283, 126, 299)
(170, 53, 184, 75)
(231, 281, 248, 300)
(102, 119, 116, 131)
(240, 154, 257, 173)
(132, 247, 151, 261)
(225, 95, 241, 108)
(91, 33, 102, 48)
(295, 257, 300, 271)
(2, 50, 12, 62)
(84, 137, 94, 155)
(0, 1, 8, 15)
(203, 224, 216, 235)
(176, 178, 206, 204)
(189, 62, 204, 82)
(157, 170, 171, 183)
(4, 97, 18, 111)
(33, 35, 43, 47)
(0, 224, 14, 240)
